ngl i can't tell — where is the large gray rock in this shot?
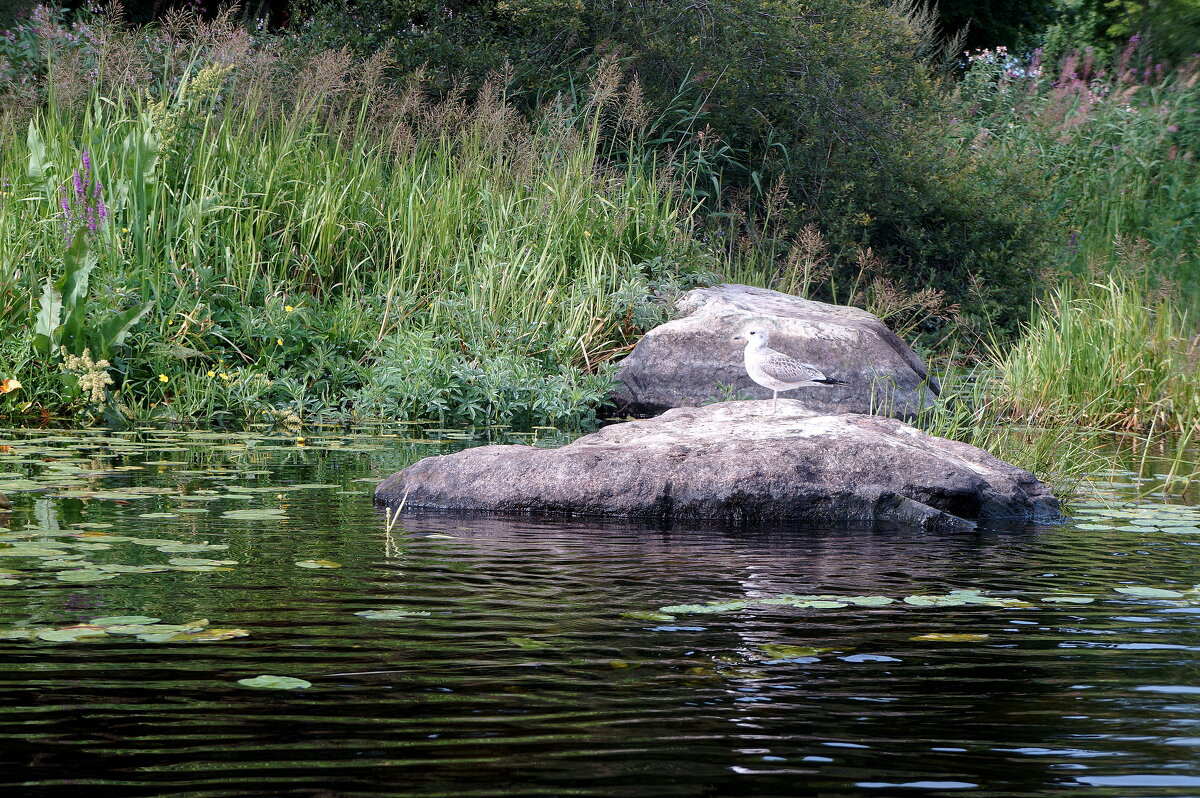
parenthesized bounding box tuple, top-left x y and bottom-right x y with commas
(611, 283, 938, 419)
(375, 402, 1060, 531)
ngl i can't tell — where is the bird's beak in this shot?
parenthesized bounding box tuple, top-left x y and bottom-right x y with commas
(731, 334, 744, 341)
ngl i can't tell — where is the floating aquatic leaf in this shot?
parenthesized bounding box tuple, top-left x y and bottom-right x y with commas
(621, 611, 677, 622)
(781, 599, 849, 609)
(221, 509, 287, 520)
(127, 538, 182, 546)
(137, 512, 179, 519)
(0, 547, 64, 557)
(1041, 596, 1095, 604)
(355, 609, 432, 620)
(146, 628, 250, 643)
(911, 633, 990, 642)
(0, 577, 18, 586)
(104, 624, 163, 635)
(156, 542, 229, 553)
(55, 569, 117, 582)
(95, 564, 169, 573)
(842, 596, 896, 607)
(43, 557, 88, 567)
(1114, 586, 1186, 599)
(1075, 523, 1115, 531)
(659, 601, 748, 614)
(295, 560, 341, 569)
(904, 595, 970, 607)
(37, 627, 108, 642)
(237, 675, 311, 690)
(69, 542, 113, 551)
(507, 636, 553, 650)
(0, 629, 36, 640)
(91, 615, 161, 625)
(167, 557, 238, 567)
(758, 644, 835, 660)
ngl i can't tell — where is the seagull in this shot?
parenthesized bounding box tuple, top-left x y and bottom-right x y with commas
(732, 327, 847, 413)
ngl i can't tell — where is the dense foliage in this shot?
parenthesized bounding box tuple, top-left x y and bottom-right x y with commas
(0, 2, 1195, 441)
(0, 8, 712, 426)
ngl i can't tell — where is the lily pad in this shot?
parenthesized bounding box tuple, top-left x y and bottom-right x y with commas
(507, 636, 554, 650)
(156, 542, 229, 553)
(354, 609, 432, 620)
(221, 509, 287, 520)
(295, 559, 341, 569)
(1114, 586, 1186, 599)
(659, 601, 748, 614)
(55, 569, 117, 582)
(1041, 596, 1095, 604)
(167, 557, 238, 567)
(759, 644, 834, 659)
(237, 675, 311, 690)
(621, 611, 677, 622)
(911, 633, 990, 642)
(904, 595, 970, 607)
(37, 627, 108, 642)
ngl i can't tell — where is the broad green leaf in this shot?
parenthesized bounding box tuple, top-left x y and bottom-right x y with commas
(507, 636, 553, 649)
(55, 569, 117, 582)
(295, 560, 341, 569)
(355, 609, 432, 620)
(621, 611, 677, 621)
(237, 675, 311, 690)
(221, 509, 287, 520)
(759, 644, 834, 659)
(37, 627, 108, 642)
(1114, 586, 1185, 599)
(911, 633, 990, 642)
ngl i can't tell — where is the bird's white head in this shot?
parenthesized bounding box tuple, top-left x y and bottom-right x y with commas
(733, 327, 769, 347)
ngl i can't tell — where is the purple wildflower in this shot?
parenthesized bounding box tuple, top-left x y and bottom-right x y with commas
(58, 149, 108, 243)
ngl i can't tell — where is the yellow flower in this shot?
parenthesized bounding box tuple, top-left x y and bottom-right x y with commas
(219, 372, 230, 380)
(0, 378, 21, 394)
(583, 230, 592, 237)
(206, 370, 216, 378)
(295, 436, 306, 445)
(158, 374, 169, 383)
(276, 338, 284, 346)
(285, 305, 295, 313)
(122, 227, 128, 233)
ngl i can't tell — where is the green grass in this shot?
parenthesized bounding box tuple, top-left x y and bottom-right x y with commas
(956, 44, 1200, 310)
(0, 15, 711, 427)
(994, 261, 1200, 434)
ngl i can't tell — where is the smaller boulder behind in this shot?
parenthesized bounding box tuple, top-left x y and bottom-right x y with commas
(611, 283, 938, 419)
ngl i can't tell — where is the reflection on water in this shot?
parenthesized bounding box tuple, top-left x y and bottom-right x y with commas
(0, 427, 1198, 796)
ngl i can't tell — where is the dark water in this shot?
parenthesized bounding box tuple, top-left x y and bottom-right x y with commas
(1, 428, 1198, 796)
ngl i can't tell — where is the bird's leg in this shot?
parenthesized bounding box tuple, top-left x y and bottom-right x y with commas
(771, 391, 778, 414)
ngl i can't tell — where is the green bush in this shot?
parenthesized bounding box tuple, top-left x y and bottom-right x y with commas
(292, 0, 1056, 334)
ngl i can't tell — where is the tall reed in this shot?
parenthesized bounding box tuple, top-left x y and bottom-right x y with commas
(0, 9, 703, 424)
(995, 252, 1199, 434)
